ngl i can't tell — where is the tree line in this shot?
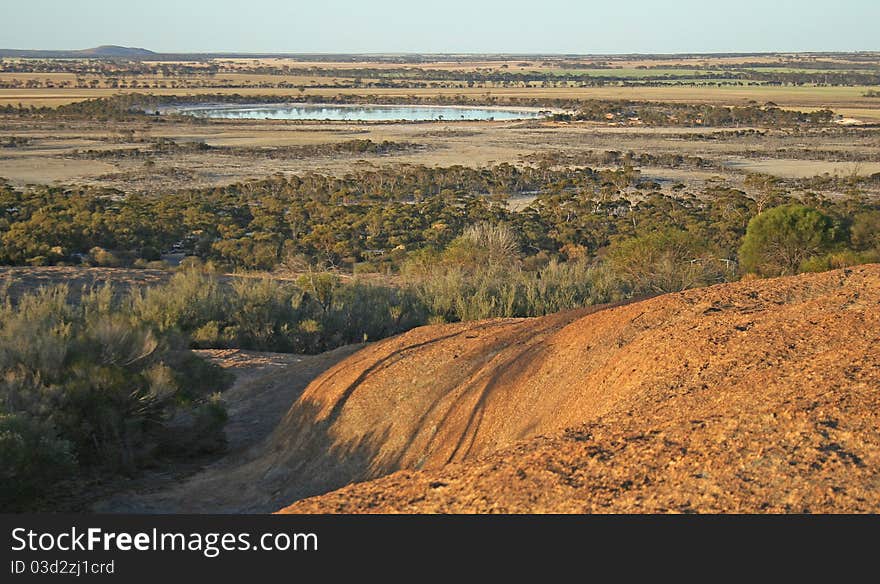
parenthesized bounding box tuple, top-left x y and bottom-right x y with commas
(552, 100, 836, 127)
(2, 164, 877, 275)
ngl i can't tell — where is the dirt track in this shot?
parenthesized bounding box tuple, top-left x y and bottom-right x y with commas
(93, 345, 360, 512)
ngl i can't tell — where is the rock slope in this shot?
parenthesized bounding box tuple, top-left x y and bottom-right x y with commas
(278, 265, 880, 513)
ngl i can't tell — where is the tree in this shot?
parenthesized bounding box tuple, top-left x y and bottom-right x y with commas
(738, 205, 837, 277)
(744, 173, 784, 214)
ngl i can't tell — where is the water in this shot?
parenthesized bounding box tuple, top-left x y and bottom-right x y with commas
(172, 103, 545, 122)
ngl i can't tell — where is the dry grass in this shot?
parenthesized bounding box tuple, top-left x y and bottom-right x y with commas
(724, 158, 880, 178)
(0, 157, 116, 184)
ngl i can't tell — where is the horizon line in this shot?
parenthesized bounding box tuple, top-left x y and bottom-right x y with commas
(2, 47, 880, 57)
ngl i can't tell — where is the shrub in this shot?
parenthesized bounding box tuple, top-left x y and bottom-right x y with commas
(159, 393, 228, 457)
(88, 246, 121, 267)
(0, 284, 231, 509)
(322, 282, 425, 345)
(0, 413, 76, 510)
(849, 211, 880, 252)
(295, 272, 338, 314)
(132, 267, 227, 334)
(799, 249, 880, 273)
(227, 278, 301, 351)
(191, 321, 225, 347)
(131, 268, 427, 354)
(444, 222, 521, 268)
(607, 229, 728, 295)
(408, 257, 613, 323)
(738, 205, 837, 277)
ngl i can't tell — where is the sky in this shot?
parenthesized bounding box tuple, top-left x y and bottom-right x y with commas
(2, 0, 879, 54)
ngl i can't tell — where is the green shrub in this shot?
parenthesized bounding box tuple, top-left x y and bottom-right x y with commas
(738, 205, 837, 277)
(88, 247, 121, 267)
(296, 272, 338, 314)
(323, 282, 425, 345)
(849, 211, 880, 252)
(799, 249, 880, 273)
(132, 268, 227, 334)
(0, 413, 76, 511)
(443, 222, 521, 269)
(0, 283, 231, 509)
(158, 393, 228, 457)
(408, 257, 613, 323)
(607, 229, 728, 295)
(191, 321, 225, 347)
(227, 278, 301, 351)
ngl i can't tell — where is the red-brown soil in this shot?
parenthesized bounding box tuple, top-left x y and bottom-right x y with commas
(277, 265, 880, 513)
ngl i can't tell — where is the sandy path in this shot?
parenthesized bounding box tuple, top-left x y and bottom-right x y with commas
(93, 345, 361, 512)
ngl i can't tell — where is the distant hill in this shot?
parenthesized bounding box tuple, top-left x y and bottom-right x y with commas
(75, 45, 156, 57)
(0, 45, 156, 59)
(2, 48, 877, 63)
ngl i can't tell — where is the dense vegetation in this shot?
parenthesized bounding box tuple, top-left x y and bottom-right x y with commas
(72, 138, 424, 161)
(2, 164, 877, 275)
(0, 283, 232, 510)
(521, 149, 720, 170)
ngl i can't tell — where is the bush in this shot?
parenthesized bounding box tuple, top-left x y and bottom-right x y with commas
(227, 278, 301, 351)
(849, 211, 880, 252)
(607, 229, 728, 295)
(738, 205, 838, 277)
(444, 222, 521, 269)
(132, 268, 227, 334)
(799, 249, 880, 273)
(159, 393, 228, 457)
(323, 282, 426, 345)
(0, 284, 231, 509)
(407, 257, 615, 323)
(0, 413, 76, 510)
(131, 266, 428, 354)
(88, 246, 121, 267)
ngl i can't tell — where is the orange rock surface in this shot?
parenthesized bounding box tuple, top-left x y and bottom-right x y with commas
(278, 265, 879, 513)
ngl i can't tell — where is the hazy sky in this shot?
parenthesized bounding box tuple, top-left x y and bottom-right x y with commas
(3, 0, 878, 54)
